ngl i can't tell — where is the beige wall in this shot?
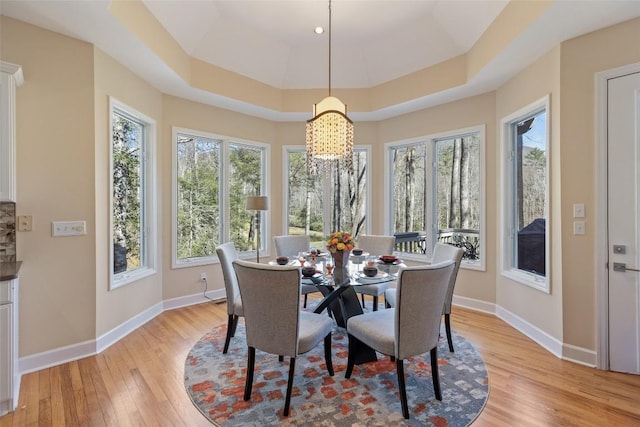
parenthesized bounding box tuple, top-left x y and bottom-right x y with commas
(1, 17, 97, 355)
(559, 17, 640, 350)
(93, 49, 164, 337)
(495, 47, 563, 340)
(3, 12, 640, 363)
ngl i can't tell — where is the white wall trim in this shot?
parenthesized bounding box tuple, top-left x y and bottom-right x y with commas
(452, 295, 496, 315)
(96, 302, 164, 353)
(163, 288, 226, 311)
(19, 291, 598, 376)
(496, 305, 563, 358)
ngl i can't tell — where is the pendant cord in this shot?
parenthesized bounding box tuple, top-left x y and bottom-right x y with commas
(328, 0, 332, 97)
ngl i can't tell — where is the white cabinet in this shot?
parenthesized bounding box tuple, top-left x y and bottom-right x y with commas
(0, 279, 18, 416)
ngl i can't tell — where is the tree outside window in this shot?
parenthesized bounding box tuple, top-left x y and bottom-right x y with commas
(111, 99, 155, 288)
(501, 96, 549, 292)
(173, 128, 266, 267)
(286, 148, 368, 247)
(388, 127, 484, 267)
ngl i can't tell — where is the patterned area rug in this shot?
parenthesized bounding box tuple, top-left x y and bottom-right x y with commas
(185, 318, 488, 427)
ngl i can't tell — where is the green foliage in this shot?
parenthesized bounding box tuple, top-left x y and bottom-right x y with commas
(112, 113, 143, 271)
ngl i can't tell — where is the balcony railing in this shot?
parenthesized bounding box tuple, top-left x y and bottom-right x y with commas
(437, 228, 480, 260)
(394, 229, 480, 260)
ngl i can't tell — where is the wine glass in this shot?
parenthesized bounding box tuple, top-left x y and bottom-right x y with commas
(298, 251, 307, 266)
(325, 261, 334, 276)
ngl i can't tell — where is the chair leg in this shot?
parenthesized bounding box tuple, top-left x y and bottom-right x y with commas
(345, 334, 357, 378)
(303, 294, 308, 308)
(372, 296, 379, 311)
(244, 346, 256, 401)
(283, 357, 296, 417)
(223, 314, 236, 354)
(445, 313, 454, 352)
(324, 333, 334, 376)
(396, 358, 409, 419)
(360, 293, 366, 308)
(430, 347, 442, 401)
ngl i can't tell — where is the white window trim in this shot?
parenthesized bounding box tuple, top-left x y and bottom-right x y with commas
(171, 127, 270, 268)
(384, 126, 486, 270)
(109, 97, 157, 290)
(384, 136, 432, 262)
(431, 125, 486, 271)
(499, 94, 551, 293)
(283, 145, 372, 238)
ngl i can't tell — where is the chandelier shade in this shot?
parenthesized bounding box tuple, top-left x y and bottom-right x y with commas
(306, 0, 353, 174)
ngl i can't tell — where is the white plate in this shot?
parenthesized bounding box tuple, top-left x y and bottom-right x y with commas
(357, 271, 389, 283)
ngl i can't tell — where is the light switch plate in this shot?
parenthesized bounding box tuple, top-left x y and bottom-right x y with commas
(52, 220, 86, 237)
(573, 203, 585, 218)
(573, 221, 585, 235)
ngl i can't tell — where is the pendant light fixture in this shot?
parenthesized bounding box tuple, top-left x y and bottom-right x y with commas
(306, 0, 354, 174)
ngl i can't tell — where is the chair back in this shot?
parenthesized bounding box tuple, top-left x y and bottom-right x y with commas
(273, 234, 311, 258)
(233, 259, 302, 357)
(394, 260, 455, 360)
(216, 242, 241, 315)
(431, 243, 464, 315)
(356, 234, 395, 256)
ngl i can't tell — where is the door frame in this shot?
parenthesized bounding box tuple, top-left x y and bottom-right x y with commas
(595, 61, 640, 370)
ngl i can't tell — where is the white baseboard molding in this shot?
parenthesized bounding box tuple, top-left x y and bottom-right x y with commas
(452, 295, 496, 314)
(562, 343, 597, 367)
(456, 296, 596, 367)
(163, 289, 226, 311)
(19, 290, 598, 376)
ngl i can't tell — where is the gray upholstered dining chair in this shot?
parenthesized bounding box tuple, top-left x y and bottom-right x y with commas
(232, 259, 334, 417)
(385, 242, 464, 352)
(353, 234, 396, 311)
(345, 260, 455, 419)
(215, 242, 244, 354)
(273, 234, 321, 307)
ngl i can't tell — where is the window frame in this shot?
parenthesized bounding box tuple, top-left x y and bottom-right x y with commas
(500, 95, 551, 293)
(109, 97, 157, 289)
(171, 127, 269, 268)
(282, 145, 372, 240)
(384, 125, 486, 271)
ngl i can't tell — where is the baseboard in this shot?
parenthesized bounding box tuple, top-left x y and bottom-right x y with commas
(562, 343, 597, 367)
(452, 295, 496, 314)
(19, 338, 97, 376)
(163, 289, 226, 311)
(18, 290, 597, 376)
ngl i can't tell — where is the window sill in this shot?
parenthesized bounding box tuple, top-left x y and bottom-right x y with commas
(502, 268, 549, 294)
(111, 267, 156, 290)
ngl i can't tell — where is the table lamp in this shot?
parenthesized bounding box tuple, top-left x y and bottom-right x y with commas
(245, 195, 268, 263)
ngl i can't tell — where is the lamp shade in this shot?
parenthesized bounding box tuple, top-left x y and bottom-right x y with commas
(245, 195, 269, 211)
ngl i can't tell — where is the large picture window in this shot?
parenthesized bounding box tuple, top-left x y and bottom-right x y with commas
(501, 96, 549, 292)
(284, 147, 369, 247)
(172, 128, 267, 267)
(386, 126, 485, 269)
(110, 98, 156, 288)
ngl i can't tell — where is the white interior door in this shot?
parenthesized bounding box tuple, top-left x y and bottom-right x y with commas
(608, 71, 640, 374)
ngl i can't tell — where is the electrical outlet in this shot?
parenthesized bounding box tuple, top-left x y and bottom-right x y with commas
(201, 272, 207, 281)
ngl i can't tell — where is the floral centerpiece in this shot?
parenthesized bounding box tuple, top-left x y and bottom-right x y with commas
(326, 231, 355, 268)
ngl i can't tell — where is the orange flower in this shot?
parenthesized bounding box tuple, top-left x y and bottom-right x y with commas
(326, 231, 354, 253)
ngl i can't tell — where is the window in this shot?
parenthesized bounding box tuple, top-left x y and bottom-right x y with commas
(501, 96, 549, 292)
(386, 126, 485, 269)
(110, 98, 156, 288)
(284, 147, 369, 247)
(172, 128, 267, 267)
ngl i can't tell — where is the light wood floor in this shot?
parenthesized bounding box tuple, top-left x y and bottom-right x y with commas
(2, 299, 640, 427)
